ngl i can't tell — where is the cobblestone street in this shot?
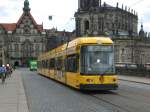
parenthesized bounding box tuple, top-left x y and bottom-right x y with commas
(21, 68, 150, 112)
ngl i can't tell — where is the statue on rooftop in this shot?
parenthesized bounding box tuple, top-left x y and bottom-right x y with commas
(23, 0, 30, 12)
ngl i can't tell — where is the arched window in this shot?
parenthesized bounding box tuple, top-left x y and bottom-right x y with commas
(84, 20, 89, 34)
(22, 39, 32, 57)
(85, 20, 89, 30)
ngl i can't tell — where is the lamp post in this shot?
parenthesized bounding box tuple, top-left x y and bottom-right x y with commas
(2, 47, 5, 66)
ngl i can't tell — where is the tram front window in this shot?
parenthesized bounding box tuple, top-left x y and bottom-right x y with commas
(81, 45, 115, 75)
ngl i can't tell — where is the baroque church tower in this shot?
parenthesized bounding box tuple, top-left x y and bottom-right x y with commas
(75, 0, 138, 37)
(75, 0, 101, 36)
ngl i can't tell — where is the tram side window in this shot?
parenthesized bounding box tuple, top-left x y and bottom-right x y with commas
(56, 57, 63, 70)
(46, 60, 48, 68)
(37, 61, 41, 68)
(42, 61, 44, 68)
(44, 60, 47, 68)
(50, 58, 55, 69)
(48, 59, 50, 69)
(40, 61, 42, 68)
(37, 61, 39, 68)
(43, 61, 45, 68)
(66, 54, 78, 73)
(43, 61, 46, 68)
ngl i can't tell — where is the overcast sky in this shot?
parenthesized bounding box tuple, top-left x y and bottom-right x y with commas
(0, 0, 150, 32)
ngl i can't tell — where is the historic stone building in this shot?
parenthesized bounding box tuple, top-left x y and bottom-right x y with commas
(45, 28, 75, 51)
(113, 34, 150, 65)
(0, 0, 46, 66)
(0, 25, 7, 66)
(75, 0, 150, 65)
(0, 0, 149, 67)
(75, 0, 138, 37)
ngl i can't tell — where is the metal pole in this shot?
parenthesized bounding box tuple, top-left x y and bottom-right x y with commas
(2, 47, 5, 65)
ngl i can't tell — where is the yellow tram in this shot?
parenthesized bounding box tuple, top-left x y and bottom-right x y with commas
(37, 37, 118, 90)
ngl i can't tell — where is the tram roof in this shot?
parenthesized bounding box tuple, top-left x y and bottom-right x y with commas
(54, 37, 113, 51)
(67, 37, 113, 47)
(38, 37, 113, 59)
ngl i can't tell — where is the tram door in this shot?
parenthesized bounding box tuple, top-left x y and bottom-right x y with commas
(55, 56, 66, 83)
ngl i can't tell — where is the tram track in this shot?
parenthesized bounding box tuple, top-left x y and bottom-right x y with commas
(81, 90, 130, 112)
(22, 69, 150, 112)
(91, 92, 131, 112)
(86, 90, 149, 112)
(118, 86, 150, 100)
(85, 82, 150, 112)
(119, 80, 150, 98)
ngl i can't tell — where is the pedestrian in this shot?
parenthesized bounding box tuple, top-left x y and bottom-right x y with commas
(0, 65, 7, 84)
(6, 64, 12, 77)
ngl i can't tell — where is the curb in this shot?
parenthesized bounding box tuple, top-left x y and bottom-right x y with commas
(119, 78, 150, 85)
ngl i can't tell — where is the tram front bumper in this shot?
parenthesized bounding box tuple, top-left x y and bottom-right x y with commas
(80, 84, 118, 90)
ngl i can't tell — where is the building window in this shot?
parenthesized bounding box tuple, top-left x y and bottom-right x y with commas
(22, 40, 32, 57)
(9, 44, 12, 51)
(31, 29, 37, 34)
(35, 44, 39, 56)
(35, 44, 39, 51)
(85, 20, 89, 30)
(84, 20, 90, 34)
(15, 44, 19, 51)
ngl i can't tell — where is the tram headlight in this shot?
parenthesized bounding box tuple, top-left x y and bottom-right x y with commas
(113, 78, 116, 82)
(86, 79, 93, 83)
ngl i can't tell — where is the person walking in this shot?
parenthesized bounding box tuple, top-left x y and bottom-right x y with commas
(6, 64, 12, 77)
(0, 65, 7, 84)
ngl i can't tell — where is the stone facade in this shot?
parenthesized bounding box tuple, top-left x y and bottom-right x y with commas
(75, 0, 138, 37)
(45, 28, 75, 51)
(0, 0, 149, 67)
(113, 37, 150, 64)
(0, 0, 46, 66)
(75, 0, 150, 65)
(0, 25, 7, 66)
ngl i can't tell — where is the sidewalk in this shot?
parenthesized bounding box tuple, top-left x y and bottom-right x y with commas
(119, 75, 150, 85)
(0, 70, 29, 112)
